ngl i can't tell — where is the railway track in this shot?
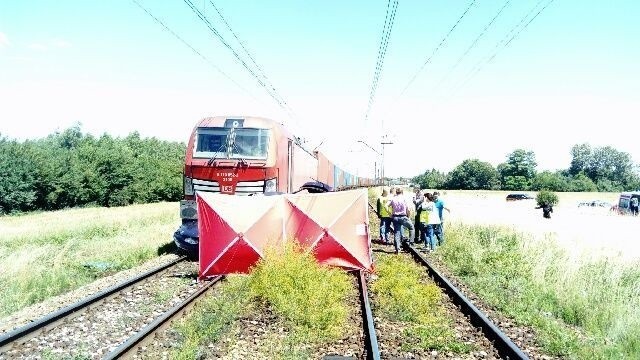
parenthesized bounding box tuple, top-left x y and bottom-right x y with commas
(128, 270, 379, 359)
(0, 251, 530, 359)
(357, 270, 380, 360)
(1, 237, 527, 358)
(402, 243, 529, 360)
(103, 275, 223, 359)
(0, 256, 210, 359)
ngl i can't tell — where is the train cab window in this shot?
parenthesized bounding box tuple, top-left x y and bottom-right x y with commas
(195, 128, 227, 153)
(194, 127, 270, 159)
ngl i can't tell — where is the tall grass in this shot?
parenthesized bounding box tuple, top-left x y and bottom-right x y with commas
(370, 253, 471, 353)
(172, 276, 252, 360)
(0, 202, 179, 317)
(248, 242, 352, 342)
(173, 243, 353, 358)
(437, 222, 640, 359)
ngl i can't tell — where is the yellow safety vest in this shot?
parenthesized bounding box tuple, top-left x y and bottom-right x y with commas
(378, 196, 392, 218)
(419, 208, 429, 223)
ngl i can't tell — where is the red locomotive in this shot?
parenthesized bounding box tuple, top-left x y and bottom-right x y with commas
(174, 116, 374, 257)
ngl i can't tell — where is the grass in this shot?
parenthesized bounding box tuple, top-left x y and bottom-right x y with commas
(248, 242, 352, 343)
(436, 222, 640, 359)
(0, 202, 179, 317)
(368, 188, 471, 352)
(172, 276, 253, 360)
(370, 253, 472, 353)
(172, 243, 353, 359)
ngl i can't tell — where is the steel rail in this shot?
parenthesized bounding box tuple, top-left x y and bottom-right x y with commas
(405, 244, 529, 360)
(103, 275, 223, 359)
(356, 270, 381, 360)
(0, 256, 187, 352)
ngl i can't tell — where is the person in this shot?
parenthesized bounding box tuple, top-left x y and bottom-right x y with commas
(412, 187, 424, 243)
(389, 188, 415, 254)
(536, 203, 553, 218)
(432, 191, 450, 246)
(376, 188, 393, 244)
(420, 192, 441, 252)
(630, 197, 639, 216)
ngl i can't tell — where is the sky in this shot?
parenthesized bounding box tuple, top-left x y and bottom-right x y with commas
(1, 0, 639, 178)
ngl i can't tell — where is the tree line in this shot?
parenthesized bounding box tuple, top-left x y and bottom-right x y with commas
(413, 146, 640, 192)
(0, 125, 185, 214)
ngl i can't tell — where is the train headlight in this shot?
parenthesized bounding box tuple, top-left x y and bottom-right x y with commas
(264, 178, 277, 193)
(184, 176, 194, 196)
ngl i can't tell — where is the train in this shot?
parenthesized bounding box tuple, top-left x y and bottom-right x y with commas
(173, 115, 376, 257)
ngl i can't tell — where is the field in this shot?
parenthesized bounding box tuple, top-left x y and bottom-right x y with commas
(2, 190, 638, 358)
(0, 202, 179, 317)
(431, 190, 638, 262)
(417, 189, 640, 359)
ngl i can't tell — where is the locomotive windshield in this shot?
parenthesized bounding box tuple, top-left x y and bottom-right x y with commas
(194, 127, 270, 159)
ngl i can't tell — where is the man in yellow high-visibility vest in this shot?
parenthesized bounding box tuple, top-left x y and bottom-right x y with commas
(376, 188, 393, 244)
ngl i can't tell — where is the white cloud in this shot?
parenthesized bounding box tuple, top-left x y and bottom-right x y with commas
(27, 43, 48, 51)
(0, 32, 10, 48)
(51, 39, 72, 48)
(26, 39, 72, 51)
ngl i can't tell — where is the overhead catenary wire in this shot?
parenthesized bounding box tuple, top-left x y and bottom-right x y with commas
(206, 0, 301, 125)
(207, 0, 279, 109)
(448, 0, 555, 98)
(182, 0, 294, 117)
(130, 0, 255, 98)
(433, 0, 512, 93)
(364, 0, 399, 125)
(397, 0, 478, 98)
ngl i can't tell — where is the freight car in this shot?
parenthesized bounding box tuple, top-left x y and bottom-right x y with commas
(174, 116, 374, 257)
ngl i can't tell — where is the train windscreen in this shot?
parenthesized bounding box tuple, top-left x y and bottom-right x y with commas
(194, 127, 270, 159)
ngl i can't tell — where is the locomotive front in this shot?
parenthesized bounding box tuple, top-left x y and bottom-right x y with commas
(174, 116, 284, 258)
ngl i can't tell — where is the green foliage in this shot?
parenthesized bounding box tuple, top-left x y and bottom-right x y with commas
(412, 143, 639, 192)
(371, 253, 471, 353)
(412, 168, 446, 189)
(0, 126, 185, 214)
(595, 178, 624, 192)
(0, 136, 38, 213)
(445, 159, 500, 190)
(0, 202, 177, 316)
(371, 255, 442, 322)
(498, 149, 537, 190)
(502, 175, 530, 191)
(436, 223, 640, 359)
(569, 143, 639, 190)
(248, 243, 351, 342)
(536, 190, 559, 207)
(173, 276, 252, 360)
(569, 143, 591, 177)
(531, 171, 570, 191)
(568, 173, 598, 192)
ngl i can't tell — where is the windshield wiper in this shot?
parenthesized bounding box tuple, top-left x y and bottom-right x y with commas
(207, 142, 228, 166)
(231, 141, 248, 167)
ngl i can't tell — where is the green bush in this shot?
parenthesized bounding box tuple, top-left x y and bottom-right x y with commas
(248, 243, 351, 342)
(0, 126, 185, 214)
(536, 190, 559, 207)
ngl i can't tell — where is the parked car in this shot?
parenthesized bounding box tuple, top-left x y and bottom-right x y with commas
(578, 200, 611, 208)
(506, 193, 534, 201)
